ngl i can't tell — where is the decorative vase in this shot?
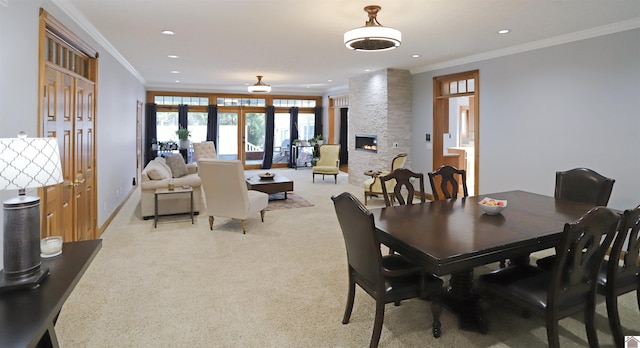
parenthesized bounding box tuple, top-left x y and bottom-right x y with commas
(317, 140, 324, 145)
(179, 139, 189, 149)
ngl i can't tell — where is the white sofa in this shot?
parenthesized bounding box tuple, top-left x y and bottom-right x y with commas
(140, 156, 204, 219)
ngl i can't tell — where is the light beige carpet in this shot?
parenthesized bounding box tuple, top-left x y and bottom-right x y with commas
(56, 168, 639, 347)
(264, 192, 313, 211)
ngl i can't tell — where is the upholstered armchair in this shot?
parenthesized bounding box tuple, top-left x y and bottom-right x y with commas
(193, 141, 217, 162)
(363, 153, 407, 205)
(312, 144, 341, 184)
(198, 159, 268, 234)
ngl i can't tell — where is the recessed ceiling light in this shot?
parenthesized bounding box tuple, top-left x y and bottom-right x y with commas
(328, 79, 333, 82)
(497, 29, 510, 34)
(411, 54, 421, 58)
(168, 55, 179, 59)
(175, 80, 180, 83)
(365, 69, 371, 72)
(161, 30, 175, 35)
(170, 71, 180, 74)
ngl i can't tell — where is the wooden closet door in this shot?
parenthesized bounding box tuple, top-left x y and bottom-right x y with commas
(42, 68, 74, 242)
(74, 78, 96, 241)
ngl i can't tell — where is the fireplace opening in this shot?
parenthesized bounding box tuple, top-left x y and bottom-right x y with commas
(355, 134, 377, 152)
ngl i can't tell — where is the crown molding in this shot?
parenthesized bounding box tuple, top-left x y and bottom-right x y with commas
(412, 18, 640, 74)
(52, 0, 145, 85)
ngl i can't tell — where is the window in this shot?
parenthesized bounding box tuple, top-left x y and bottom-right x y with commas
(154, 96, 209, 106)
(442, 79, 475, 96)
(188, 112, 208, 143)
(273, 99, 316, 107)
(216, 98, 265, 107)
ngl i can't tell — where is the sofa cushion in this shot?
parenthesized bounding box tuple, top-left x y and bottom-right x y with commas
(153, 157, 173, 175)
(165, 153, 188, 178)
(146, 161, 172, 180)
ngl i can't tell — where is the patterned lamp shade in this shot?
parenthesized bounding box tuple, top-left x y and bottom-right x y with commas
(0, 135, 63, 191)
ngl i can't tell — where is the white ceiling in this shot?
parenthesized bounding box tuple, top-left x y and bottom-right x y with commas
(58, 0, 640, 95)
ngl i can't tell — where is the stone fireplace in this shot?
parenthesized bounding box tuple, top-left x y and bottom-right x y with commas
(355, 134, 377, 152)
(348, 69, 412, 186)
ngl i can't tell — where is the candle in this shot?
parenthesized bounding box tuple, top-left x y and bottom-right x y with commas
(40, 236, 62, 254)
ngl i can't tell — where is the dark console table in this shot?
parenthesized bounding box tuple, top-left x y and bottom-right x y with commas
(0, 239, 102, 347)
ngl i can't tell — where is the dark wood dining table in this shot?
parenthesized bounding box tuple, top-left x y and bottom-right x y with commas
(371, 190, 595, 333)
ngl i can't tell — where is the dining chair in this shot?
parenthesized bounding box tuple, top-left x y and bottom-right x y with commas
(596, 205, 640, 348)
(554, 167, 615, 206)
(536, 168, 615, 270)
(478, 207, 620, 348)
(312, 144, 341, 183)
(363, 153, 408, 205)
(379, 168, 426, 207)
(198, 159, 268, 234)
(427, 164, 468, 201)
(379, 168, 426, 256)
(331, 192, 443, 347)
(192, 141, 217, 162)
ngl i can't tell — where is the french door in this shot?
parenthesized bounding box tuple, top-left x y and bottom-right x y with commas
(217, 107, 265, 169)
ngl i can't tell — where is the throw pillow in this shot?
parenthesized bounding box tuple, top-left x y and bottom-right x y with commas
(165, 153, 188, 178)
(146, 162, 171, 180)
(154, 157, 173, 177)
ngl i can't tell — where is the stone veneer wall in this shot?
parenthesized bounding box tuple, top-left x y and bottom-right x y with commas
(348, 69, 412, 187)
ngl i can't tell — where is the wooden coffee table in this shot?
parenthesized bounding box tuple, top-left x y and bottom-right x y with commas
(245, 174, 294, 200)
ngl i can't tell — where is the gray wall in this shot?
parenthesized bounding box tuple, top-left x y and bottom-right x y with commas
(0, 0, 146, 269)
(411, 28, 640, 210)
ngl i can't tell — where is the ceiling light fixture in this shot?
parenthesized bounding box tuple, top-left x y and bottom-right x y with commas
(247, 76, 271, 93)
(161, 30, 175, 35)
(344, 5, 401, 52)
(497, 29, 510, 34)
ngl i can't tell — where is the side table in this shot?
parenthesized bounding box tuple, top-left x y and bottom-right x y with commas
(154, 186, 194, 227)
(0, 240, 102, 347)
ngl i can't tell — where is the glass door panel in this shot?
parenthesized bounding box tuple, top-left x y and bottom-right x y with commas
(297, 113, 316, 142)
(217, 112, 238, 160)
(244, 112, 266, 166)
(273, 113, 291, 165)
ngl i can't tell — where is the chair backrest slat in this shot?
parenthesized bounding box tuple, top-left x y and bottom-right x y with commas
(428, 165, 468, 200)
(607, 205, 640, 285)
(549, 207, 620, 303)
(379, 168, 425, 207)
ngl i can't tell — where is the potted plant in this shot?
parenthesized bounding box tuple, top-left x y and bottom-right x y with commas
(165, 140, 178, 150)
(316, 134, 325, 145)
(175, 127, 191, 149)
(150, 138, 158, 150)
(308, 137, 317, 146)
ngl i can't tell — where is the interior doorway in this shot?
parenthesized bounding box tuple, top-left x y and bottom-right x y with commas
(432, 70, 479, 197)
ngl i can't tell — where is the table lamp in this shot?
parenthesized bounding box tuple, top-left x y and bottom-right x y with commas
(0, 132, 63, 292)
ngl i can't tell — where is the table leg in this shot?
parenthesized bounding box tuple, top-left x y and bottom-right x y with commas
(284, 191, 288, 199)
(190, 190, 194, 224)
(154, 193, 158, 228)
(441, 269, 487, 333)
(37, 322, 59, 348)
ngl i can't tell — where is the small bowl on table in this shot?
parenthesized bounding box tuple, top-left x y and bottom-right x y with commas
(258, 172, 275, 180)
(478, 197, 507, 215)
(40, 236, 63, 258)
